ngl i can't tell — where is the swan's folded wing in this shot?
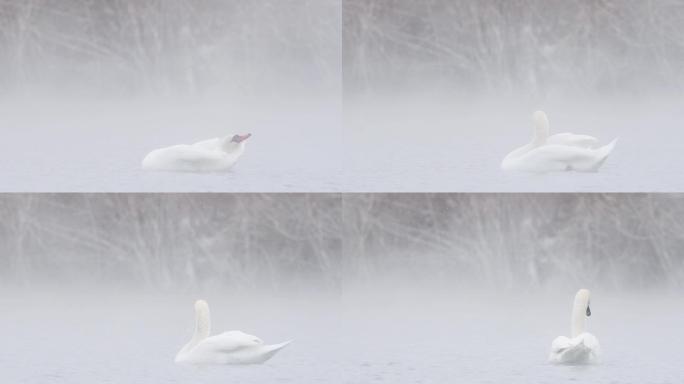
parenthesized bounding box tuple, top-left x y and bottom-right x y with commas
(199, 331, 264, 353)
(550, 336, 571, 353)
(191, 137, 223, 150)
(578, 333, 600, 350)
(510, 145, 588, 172)
(173, 147, 224, 163)
(529, 145, 609, 168)
(547, 133, 599, 148)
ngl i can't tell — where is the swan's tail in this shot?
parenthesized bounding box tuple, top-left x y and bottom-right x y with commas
(254, 340, 292, 363)
(264, 340, 293, 353)
(589, 138, 617, 171)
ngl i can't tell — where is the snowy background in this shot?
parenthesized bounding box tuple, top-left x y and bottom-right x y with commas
(1, 193, 683, 383)
(343, 0, 684, 191)
(0, 0, 341, 191)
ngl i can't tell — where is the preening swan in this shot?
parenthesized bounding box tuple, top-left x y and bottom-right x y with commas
(549, 289, 601, 365)
(502, 111, 617, 172)
(142, 134, 251, 172)
(175, 300, 291, 365)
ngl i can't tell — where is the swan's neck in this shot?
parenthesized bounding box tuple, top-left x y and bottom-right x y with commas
(531, 113, 549, 147)
(193, 304, 211, 342)
(532, 127, 548, 147)
(571, 295, 588, 337)
(178, 303, 211, 357)
(222, 139, 245, 155)
(531, 133, 546, 147)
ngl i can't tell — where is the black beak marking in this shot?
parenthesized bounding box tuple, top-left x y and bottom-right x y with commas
(586, 306, 591, 317)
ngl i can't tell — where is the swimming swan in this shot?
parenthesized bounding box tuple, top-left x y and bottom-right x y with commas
(549, 289, 601, 365)
(142, 134, 251, 172)
(175, 300, 291, 365)
(502, 111, 617, 172)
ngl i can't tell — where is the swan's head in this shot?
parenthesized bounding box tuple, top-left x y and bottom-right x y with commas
(222, 133, 251, 152)
(574, 289, 591, 317)
(230, 133, 251, 143)
(195, 299, 209, 314)
(532, 110, 549, 142)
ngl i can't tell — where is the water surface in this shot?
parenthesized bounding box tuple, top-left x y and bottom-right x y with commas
(2, 290, 681, 383)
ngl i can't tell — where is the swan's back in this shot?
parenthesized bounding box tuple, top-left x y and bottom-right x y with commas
(191, 137, 224, 150)
(202, 330, 264, 351)
(547, 133, 599, 148)
(504, 140, 616, 172)
(142, 145, 226, 171)
(183, 331, 289, 365)
(550, 333, 600, 364)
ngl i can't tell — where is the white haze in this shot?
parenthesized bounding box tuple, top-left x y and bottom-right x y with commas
(343, 0, 684, 192)
(0, 0, 341, 192)
(1, 289, 682, 384)
(344, 96, 684, 191)
(4, 1, 684, 191)
(0, 99, 342, 192)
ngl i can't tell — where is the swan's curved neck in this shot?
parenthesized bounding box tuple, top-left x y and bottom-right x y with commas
(193, 303, 211, 343)
(178, 301, 211, 358)
(532, 121, 548, 146)
(530, 111, 550, 147)
(175, 301, 213, 362)
(571, 292, 589, 337)
(222, 139, 245, 154)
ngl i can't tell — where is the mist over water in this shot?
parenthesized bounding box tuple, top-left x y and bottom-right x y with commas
(2, 193, 684, 293)
(343, 0, 684, 192)
(1, 194, 683, 382)
(0, 194, 342, 291)
(2, 0, 684, 382)
(4, 1, 684, 192)
(0, 99, 343, 192)
(344, 96, 684, 191)
(3, 289, 682, 384)
(0, 0, 341, 192)
(1, 0, 339, 97)
(344, 0, 684, 97)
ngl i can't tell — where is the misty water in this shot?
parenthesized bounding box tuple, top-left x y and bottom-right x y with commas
(344, 97, 684, 192)
(342, 0, 684, 192)
(4, 95, 681, 192)
(2, 289, 682, 384)
(0, 0, 341, 192)
(0, 99, 342, 192)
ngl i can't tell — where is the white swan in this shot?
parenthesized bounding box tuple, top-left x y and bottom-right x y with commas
(549, 289, 601, 365)
(142, 134, 251, 172)
(175, 300, 291, 365)
(502, 111, 617, 172)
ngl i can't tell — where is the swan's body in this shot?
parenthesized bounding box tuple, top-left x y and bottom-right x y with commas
(142, 134, 250, 172)
(546, 133, 600, 148)
(549, 289, 601, 365)
(175, 300, 291, 365)
(502, 111, 616, 172)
